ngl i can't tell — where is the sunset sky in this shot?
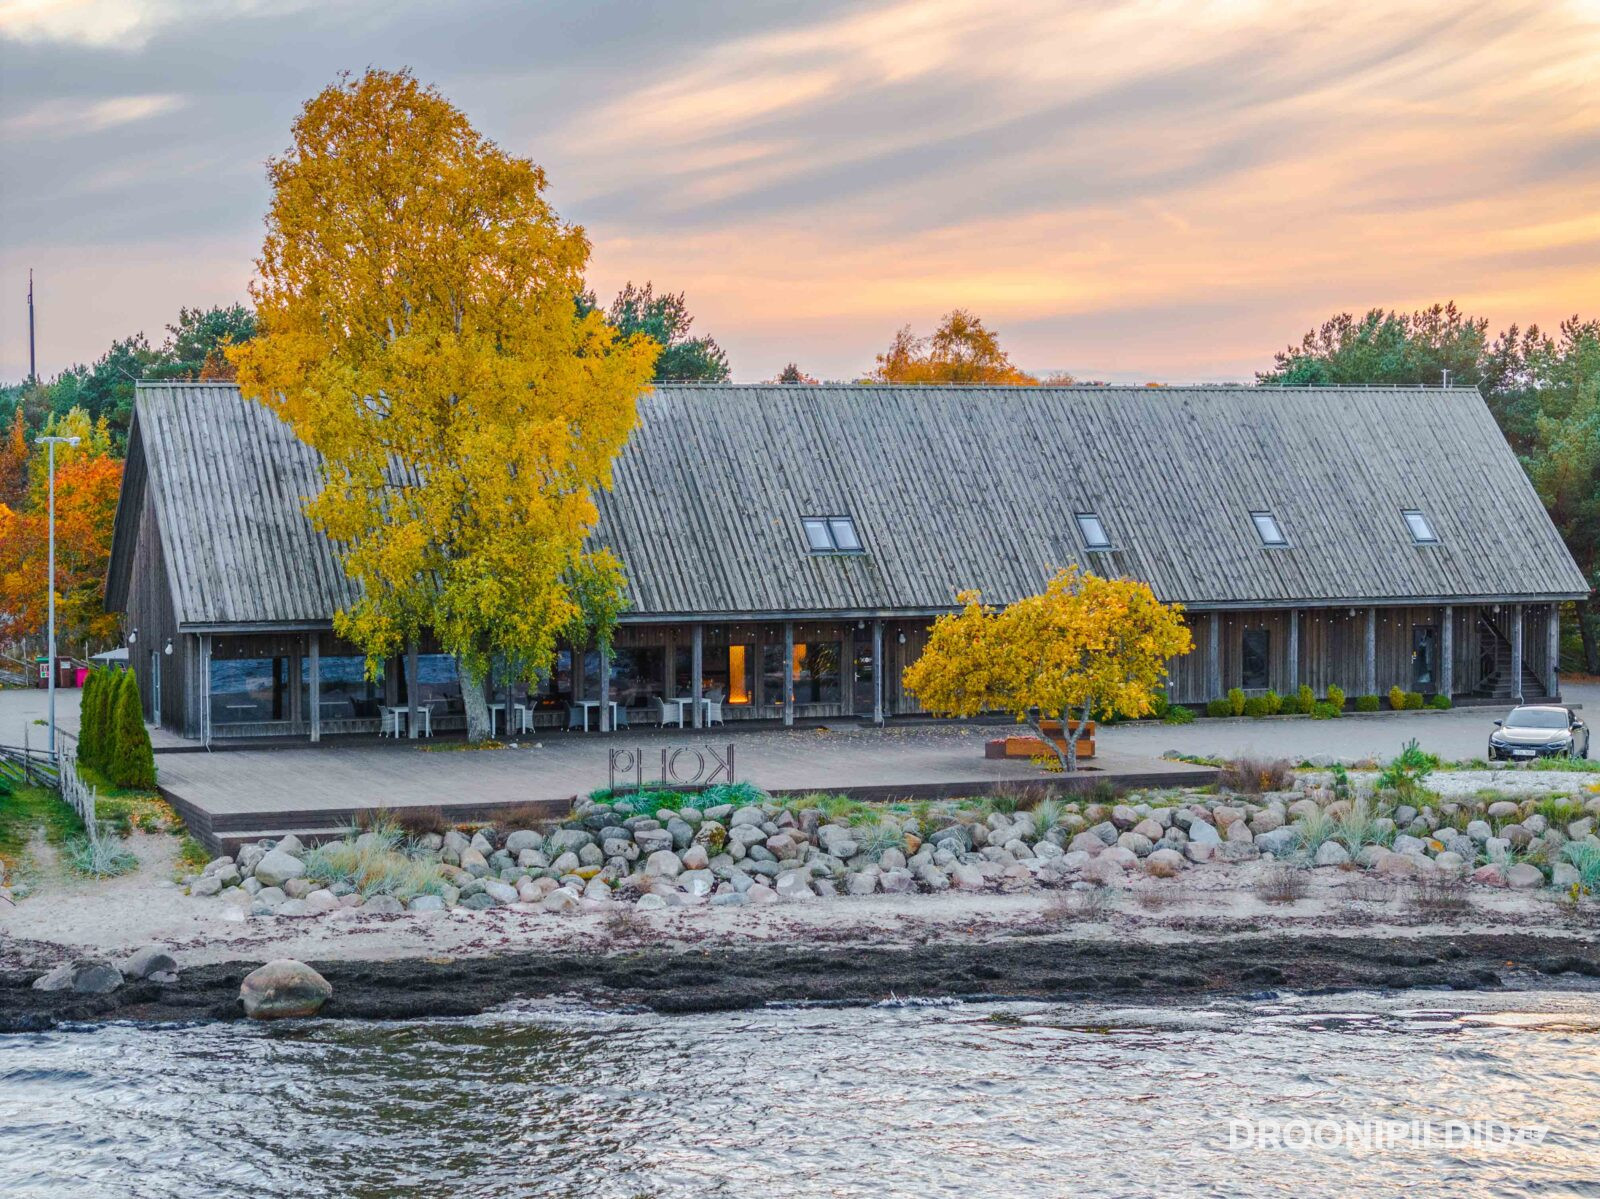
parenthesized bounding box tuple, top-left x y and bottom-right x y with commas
(3, 0, 1599, 383)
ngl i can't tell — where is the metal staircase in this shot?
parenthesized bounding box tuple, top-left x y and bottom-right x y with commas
(1473, 614, 1548, 702)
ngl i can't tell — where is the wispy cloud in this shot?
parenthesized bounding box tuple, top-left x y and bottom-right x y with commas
(2, 92, 185, 136)
(3, 0, 1600, 383)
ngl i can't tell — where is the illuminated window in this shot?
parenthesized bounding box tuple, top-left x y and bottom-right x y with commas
(801, 515, 864, 554)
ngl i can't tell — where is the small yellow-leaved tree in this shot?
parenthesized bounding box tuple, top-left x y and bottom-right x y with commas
(903, 567, 1192, 771)
(231, 69, 658, 740)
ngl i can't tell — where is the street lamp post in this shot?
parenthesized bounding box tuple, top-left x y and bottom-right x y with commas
(38, 434, 80, 764)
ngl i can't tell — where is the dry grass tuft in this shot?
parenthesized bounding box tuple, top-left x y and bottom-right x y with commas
(1406, 874, 1470, 916)
(1255, 864, 1309, 904)
(1219, 757, 1296, 795)
(1043, 885, 1117, 923)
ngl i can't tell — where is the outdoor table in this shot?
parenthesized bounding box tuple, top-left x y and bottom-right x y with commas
(380, 705, 409, 737)
(486, 702, 505, 736)
(512, 703, 534, 734)
(577, 699, 619, 731)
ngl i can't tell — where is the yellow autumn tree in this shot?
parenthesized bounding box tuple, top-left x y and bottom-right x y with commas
(903, 568, 1192, 771)
(871, 309, 1037, 385)
(230, 69, 658, 740)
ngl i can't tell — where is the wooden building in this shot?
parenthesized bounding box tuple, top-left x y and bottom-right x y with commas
(105, 382, 1589, 741)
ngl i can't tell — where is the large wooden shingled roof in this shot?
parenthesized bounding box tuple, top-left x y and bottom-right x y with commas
(107, 382, 1589, 629)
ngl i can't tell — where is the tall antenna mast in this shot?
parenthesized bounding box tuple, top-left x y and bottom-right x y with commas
(27, 269, 37, 385)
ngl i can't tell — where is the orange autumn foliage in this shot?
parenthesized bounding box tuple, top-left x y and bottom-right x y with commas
(0, 450, 123, 645)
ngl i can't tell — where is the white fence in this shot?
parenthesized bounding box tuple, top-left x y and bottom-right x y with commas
(55, 741, 102, 845)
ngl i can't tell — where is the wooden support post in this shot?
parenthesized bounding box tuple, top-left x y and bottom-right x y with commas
(872, 619, 884, 726)
(1440, 605, 1454, 699)
(1207, 613, 1222, 698)
(309, 632, 321, 743)
(783, 621, 795, 727)
(691, 624, 704, 729)
(1547, 604, 1561, 698)
(599, 645, 612, 732)
(407, 640, 420, 740)
(1286, 609, 1299, 693)
(1510, 603, 1524, 702)
(1364, 607, 1377, 697)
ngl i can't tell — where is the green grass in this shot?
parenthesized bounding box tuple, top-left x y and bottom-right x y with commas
(1533, 797, 1589, 828)
(176, 834, 210, 873)
(1562, 843, 1600, 893)
(1333, 800, 1396, 856)
(1293, 808, 1338, 857)
(0, 784, 86, 873)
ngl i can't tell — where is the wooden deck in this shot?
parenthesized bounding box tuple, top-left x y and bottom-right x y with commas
(153, 723, 1217, 854)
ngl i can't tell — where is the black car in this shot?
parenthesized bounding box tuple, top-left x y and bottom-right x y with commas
(1488, 705, 1590, 761)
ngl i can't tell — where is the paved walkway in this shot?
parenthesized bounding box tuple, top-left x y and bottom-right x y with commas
(154, 723, 1212, 820)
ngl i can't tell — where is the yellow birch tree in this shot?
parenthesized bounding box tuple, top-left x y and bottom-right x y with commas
(903, 568, 1192, 771)
(230, 69, 658, 740)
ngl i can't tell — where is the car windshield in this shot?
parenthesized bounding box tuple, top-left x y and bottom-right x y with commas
(1504, 709, 1568, 729)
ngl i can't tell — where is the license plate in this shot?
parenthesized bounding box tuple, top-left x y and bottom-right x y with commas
(1512, 749, 1535, 758)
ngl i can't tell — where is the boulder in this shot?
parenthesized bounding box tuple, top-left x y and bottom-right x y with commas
(1486, 801, 1521, 822)
(275, 834, 305, 857)
(644, 850, 683, 878)
(504, 830, 543, 854)
(482, 880, 520, 906)
(239, 959, 332, 1019)
(1117, 832, 1153, 857)
(949, 862, 987, 889)
(846, 870, 879, 896)
(408, 894, 446, 912)
(1145, 848, 1185, 878)
(1313, 841, 1350, 867)
(635, 892, 668, 911)
(458, 848, 490, 877)
(1504, 863, 1545, 890)
(33, 959, 124, 994)
(775, 869, 814, 900)
(542, 887, 581, 913)
(1131, 818, 1164, 842)
(275, 899, 310, 917)
(746, 883, 779, 904)
(362, 895, 405, 914)
(679, 869, 715, 897)
(680, 844, 710, 871)
(1471, 864, 1507, 887)
(1186, 819, 1221, 846)
(190, 875, 223, 898)
(1255, 828, 1297, 857)
(123, 945, 177, 981)
(880, 869, 916, 894)
(253, 849, 306, 888)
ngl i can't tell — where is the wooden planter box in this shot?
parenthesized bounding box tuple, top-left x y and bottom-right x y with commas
(984, 720, 1096, 760)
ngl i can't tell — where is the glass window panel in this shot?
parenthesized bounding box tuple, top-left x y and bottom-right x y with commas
(852, 638, 874, 711)
(1251, 512, 1286, 545)
(802, 518, 832, 551)
(827, 517, 861, 551)
(304, 654, 382, 721)
(1075, 513, 1110, 549)
(793, 640, 843, 704)
(1241, 629, 1270, 690)
(1403, 510, 1437, 543)
(212, 656, 290, 723)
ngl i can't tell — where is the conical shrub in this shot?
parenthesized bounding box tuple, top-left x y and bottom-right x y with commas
(109, 668, 156, 790)
(77, 668, 100, 767)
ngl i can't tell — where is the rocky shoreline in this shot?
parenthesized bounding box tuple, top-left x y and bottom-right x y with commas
(3, 928, 1599, 1031)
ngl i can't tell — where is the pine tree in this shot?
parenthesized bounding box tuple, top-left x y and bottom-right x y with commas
(109, 669, 156, 789)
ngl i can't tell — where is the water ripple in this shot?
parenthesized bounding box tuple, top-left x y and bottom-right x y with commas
(1, 990, 1597, 1198)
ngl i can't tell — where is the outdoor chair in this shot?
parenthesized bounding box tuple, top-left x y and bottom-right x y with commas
(614, 705, 631, 729)
(704, 699, 724, 726)
(707, 687, 725, 704)
(654, 696, 679, 727)
(566, 705, 584, 730)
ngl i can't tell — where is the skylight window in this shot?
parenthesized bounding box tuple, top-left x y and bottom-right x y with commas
(1402, 509, 1438, 544)
(1251, 511, 1288, 547)
(802, 516, 864, 554)
(1075, 512, 1112, 550)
